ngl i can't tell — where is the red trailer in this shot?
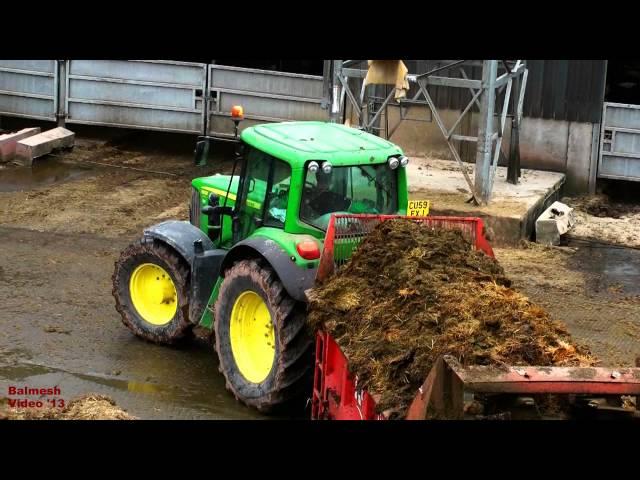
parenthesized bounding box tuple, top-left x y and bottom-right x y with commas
(311, 215, 640, 420)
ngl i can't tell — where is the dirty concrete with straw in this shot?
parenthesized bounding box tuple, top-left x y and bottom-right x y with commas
(0, 393, 135, 420)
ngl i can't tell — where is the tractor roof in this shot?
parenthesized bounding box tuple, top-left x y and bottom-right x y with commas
(240, 121, 403, 167)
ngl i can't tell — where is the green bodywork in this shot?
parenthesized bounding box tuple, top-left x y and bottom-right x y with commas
(191, 121, 409, 329)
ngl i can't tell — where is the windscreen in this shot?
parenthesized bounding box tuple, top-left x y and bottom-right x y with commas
(300, 163, 398, 230)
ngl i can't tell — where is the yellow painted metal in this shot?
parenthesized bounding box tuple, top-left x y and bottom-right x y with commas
(229, 291, 275, 383)
(201, 186, 262, 210)
(129, 263, 178, 326)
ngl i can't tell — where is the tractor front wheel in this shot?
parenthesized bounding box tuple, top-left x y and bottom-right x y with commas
(214, 259, 314, 413)
(112, 237, 192, 344)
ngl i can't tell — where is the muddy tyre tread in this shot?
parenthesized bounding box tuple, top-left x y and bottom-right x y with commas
(214, 259, 314, 413)
(112, 237, 192, 344)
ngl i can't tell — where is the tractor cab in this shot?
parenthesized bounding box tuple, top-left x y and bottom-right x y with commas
(191, 120, 410, 251)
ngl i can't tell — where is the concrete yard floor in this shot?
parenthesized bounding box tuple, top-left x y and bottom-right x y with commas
(408, 158, 566, 245)
(0, 125, 638, 418)
(495, 243, 640, 367)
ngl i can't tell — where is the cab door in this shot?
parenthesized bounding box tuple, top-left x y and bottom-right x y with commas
(234, 147, 269, 243)
(233, 146, 292, 244)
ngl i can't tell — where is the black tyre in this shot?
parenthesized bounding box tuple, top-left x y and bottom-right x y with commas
(214, 259, 314, 413)
(112, 237, 192, 344)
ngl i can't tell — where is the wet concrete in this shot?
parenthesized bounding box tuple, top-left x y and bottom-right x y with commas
(0, 347, 268, 420)
(566, 238, 640, 296)
(0, 158, 98, 193)
(0, 226, 273, 419)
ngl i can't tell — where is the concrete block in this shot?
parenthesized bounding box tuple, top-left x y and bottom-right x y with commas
(0, 127, 41, 162)
(15, 127, 75, 166)
(536, 219, 561, 245)
(535, 201, 576, 245)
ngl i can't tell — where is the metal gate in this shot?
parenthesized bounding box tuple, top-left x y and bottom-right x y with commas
(0, 60, 58, 121)
(0, 61, 330, 137)
(599, 102, 640, 181)
(65, 60, 207, 134)
(206, 65, 328, 138)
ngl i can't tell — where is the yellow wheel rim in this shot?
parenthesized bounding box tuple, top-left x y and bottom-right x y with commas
(129, 263, 178, 326)
(229, 291, 275, 383)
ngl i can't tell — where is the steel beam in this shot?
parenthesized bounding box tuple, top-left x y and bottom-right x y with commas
(451, 134, 478, 142)
(489, 76, 513, 192)
(459, 67, 482, 111)
(508, 67, 526, 184)
(418, 80, 479, 203)
(474, 60, 498, 204)
(447, 88, 483, 139)
(330, 60, 343, 123)
(365, 88, 395, 132)
(338, 60, 528, 205)
(423, 76, 482, 89)
(338, 74, 361, 118)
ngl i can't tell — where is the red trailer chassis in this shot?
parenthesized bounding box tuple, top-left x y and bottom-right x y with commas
(310, 214, 640, 420)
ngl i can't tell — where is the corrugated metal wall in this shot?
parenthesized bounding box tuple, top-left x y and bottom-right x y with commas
(402, 60, 607, 124)
(523, 60, 606, 123)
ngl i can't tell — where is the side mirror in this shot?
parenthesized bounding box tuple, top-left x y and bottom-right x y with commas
(202, 193, 221, 227)
(202, 194, 233, 241)
(194, 139, 210, 166)
(248, 178, 256, 193)
(208, 192, 219, 208)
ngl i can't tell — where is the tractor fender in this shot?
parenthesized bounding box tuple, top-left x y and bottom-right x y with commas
(220, 237, 317, 304)
(143, 220, 214, 267)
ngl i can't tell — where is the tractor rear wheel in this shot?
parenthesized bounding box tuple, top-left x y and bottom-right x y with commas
(214, 259, 314, 413)
(112, 237, 192, 344)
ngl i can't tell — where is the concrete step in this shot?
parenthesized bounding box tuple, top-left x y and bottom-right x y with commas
(0, 127, 41, 162)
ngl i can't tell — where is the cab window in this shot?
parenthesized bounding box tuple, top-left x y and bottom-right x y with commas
(236, 146, 291, 240)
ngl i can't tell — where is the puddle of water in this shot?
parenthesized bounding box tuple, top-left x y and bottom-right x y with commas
(0, 157, 97, 192)
(0, 359, 270, 420)
(567, 238, 640, 296)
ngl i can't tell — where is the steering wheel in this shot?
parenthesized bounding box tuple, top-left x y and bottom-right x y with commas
(314, 211, 352, 230)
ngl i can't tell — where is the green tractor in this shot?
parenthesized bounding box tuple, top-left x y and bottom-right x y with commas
(112, 114, 410, 412)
